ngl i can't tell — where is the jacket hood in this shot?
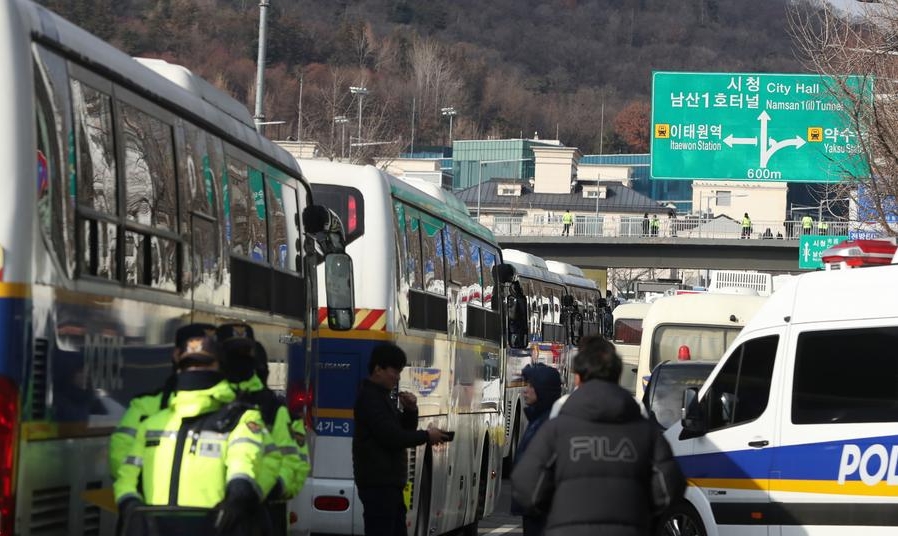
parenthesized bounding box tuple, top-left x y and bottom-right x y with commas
(558, 379, 642, 423)
(170, 375, 235, 417)
(522, 363, 562, 416)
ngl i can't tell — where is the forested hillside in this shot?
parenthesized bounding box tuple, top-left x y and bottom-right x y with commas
(38, 0, 804, 160)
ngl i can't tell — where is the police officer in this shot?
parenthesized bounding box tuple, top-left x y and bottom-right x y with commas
(561, 209, 573, 236)
(741, 212, 752, 239)
(217, 324, 310, 533)
(109, 323, 216, 479)
(802, 214, 814, 235)
(818, 219, 829, 235)
(114, 331, 267, 536)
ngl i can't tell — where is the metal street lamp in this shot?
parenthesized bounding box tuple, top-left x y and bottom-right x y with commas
(253, 0, 271, 131)
(349, 86, 368, 159)
(476, 158, 533, 220)
(334, 115, 348, 159)
(441, 106, 457, 143)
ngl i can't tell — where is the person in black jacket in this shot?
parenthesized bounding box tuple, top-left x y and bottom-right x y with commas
(511, 335, 685, 536)
(511, 363, 562, 536)
(353, 343, 449, 536)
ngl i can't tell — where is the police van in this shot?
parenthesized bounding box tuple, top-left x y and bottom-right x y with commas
(659, 242, 898, 536)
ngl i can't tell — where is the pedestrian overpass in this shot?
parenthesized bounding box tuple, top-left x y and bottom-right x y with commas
(496, 236, 800, 271)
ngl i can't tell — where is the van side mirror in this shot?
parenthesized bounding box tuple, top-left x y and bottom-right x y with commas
(679, 387, 707, 440)
(324, 253, 355, 330)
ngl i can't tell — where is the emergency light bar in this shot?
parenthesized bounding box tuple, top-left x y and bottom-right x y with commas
(821, 238, 898, 270)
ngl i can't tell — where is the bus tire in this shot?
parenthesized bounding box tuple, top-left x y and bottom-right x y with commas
(461, 439, 490, 536)
(413, 448, 433, 536)
(654, 501, 707, 536)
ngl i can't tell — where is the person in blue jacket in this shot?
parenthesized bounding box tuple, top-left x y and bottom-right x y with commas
(511, 362, 562, 536)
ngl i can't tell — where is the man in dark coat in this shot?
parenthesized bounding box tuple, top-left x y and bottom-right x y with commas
(353, 343, 449, 536)
(510, 363, 562, 535)
(511, 336, 685, 536)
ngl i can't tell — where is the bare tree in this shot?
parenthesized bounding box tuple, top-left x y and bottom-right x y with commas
(608, 267, 657, 299)
(788, 0, 898, 234)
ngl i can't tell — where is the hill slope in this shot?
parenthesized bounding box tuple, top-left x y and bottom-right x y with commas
(38, 0, 803, 157)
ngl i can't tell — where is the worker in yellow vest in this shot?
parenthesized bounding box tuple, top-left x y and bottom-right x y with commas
(818, 219, 829, 235)
(741, 213, 752, 239)
(562, 210, 573, 236)
(801, 215, 813, 235)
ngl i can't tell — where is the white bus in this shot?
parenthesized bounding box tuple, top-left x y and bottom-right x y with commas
(291, 160, 508, 536)
(498, 249, 568, 471)
(634, 292, 768, 399)
(3, 2, 350, 534)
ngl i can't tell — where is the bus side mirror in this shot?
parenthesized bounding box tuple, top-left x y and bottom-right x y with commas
(507, 299, 529, 350)
(324, 253, 355, 330)
(679, 387, 707, 440)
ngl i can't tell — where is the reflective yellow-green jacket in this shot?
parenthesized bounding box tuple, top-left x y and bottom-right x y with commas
(113, 378, 266, 508)
(288, 418, 311, 497)
(232, 376, 283, 498)
(234, 375, 309, 499)
(109, 376, 176, 478)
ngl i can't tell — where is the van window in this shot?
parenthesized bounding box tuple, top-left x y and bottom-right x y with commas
(651, 325, 742, 368)
(792, 327, 898, 424)
(706, 335, 778, 430)
(614, 318, 643, 344)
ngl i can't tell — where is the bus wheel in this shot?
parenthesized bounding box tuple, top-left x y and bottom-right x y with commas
(413, 451, 432, 536)
(461, 439, 490, 536)
(655, 501, 706, 536)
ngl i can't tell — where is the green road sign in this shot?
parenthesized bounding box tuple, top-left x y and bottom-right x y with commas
(651, 72, 871, 182)
(799, 234, 848, 270)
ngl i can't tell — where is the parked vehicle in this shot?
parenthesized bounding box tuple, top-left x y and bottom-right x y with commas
(611, 302, 652, 393)
(634, 292, 767, 399)
(659, 255, 898, 536)
(642, 361, 715, 430)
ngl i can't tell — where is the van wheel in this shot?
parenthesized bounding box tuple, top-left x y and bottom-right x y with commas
(655, 501, 706, 536)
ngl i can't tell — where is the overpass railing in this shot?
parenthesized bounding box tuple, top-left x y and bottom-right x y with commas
(480, 215, 849, 240)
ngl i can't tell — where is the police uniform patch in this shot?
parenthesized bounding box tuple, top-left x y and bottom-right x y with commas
(293, 432, 306, 447)
(246, 421, 263, 434)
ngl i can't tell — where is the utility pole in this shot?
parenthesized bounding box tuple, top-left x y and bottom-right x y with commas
(410, 97, 416, 154)
(253, 0, 270, 132)
(297, 72, 303, 141)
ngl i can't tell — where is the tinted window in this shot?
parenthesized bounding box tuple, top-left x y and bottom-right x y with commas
(706, 335, 778, 430)
(228, 158, 250, 257)
(120, 102, 176, 230)
(651, 325, 742, 369)
(405, 211, 422, 290)
(183, 123, 218, 217)
(310, 184, 364, 245)
(247, 168, 268, 262)
(267, 180, 297, 272)
(647, 363, 715, 429)
(614, 318, 643, 345)
(420, 217, 445, 295)
(72, 80, 116, 215)
(793, 327, 898, 424)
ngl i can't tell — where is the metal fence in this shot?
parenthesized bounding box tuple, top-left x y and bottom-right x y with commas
(481, 215, 850, 241)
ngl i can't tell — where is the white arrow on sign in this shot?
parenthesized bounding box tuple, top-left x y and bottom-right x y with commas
(803, 242, 811, 262)
(758, 111, 807, 168)
(724, 134, 758, 147)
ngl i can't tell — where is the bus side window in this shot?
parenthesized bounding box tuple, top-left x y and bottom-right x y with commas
(71, 78, 118, 281)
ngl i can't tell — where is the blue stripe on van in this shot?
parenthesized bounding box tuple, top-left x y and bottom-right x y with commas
(678, 434, 898, 487)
